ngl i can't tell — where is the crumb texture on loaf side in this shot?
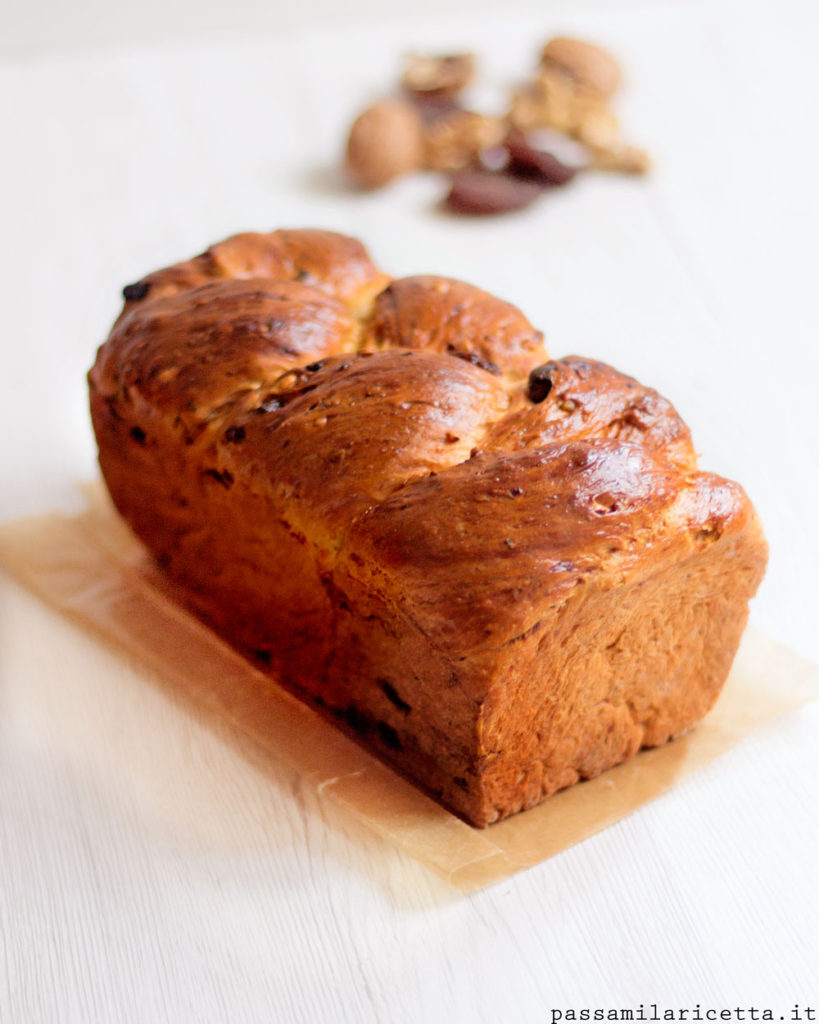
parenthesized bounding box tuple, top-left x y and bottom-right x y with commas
(89, 229, 768, 827)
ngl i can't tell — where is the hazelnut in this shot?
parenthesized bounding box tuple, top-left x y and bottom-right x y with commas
(402, 53, 476, 98)
(345, 100, 425, 189)
(541, 37, 623, 97)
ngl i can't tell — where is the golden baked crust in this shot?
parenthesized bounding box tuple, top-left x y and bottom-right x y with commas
(89, 228, 767, 827)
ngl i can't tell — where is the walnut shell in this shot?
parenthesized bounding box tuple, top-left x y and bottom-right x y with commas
(509, 68, 579, 134)
(592, 144, 652, 175)
(572, 97, 621, 150)
(423, 110, 506, 171)
(402, 53, 476, 98)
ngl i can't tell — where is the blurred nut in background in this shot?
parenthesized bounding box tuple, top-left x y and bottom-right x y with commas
(424, 110, 506, 171)
(572, 98, 621, 151)
(592, 144, 652, 175)
(540, 37, 623, 97)
(345, 100, 426, 188)
(510, 67, 622, 152)
(509, 68, 578, 134)
(342, 33, 648, 211)
(402, 52, 476, 98)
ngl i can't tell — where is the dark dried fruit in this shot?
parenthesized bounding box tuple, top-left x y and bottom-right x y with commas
(203, 468, 234, 488)
(505, 129, 582, 186)
(445, 168, 545, 215)
(380, 679, 412, 713)
(122, 281, 150, 302)
(223, 425, 246, 444)
(338, 704, 371, 735)
(376, 720, 403, 750)
(528, 361, 559, 403)
(129, 425, 146, 443)
(446, 346, 502, 375)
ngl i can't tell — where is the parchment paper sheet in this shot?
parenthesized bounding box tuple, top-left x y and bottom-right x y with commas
(1, 483, 817, 891)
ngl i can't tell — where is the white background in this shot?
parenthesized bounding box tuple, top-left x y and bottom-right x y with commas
(2, 0, 818, 1020)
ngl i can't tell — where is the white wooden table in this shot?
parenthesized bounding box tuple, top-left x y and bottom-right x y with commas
(2, 0, 818, 1019)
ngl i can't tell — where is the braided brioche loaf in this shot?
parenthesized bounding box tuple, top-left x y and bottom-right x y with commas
(89, 229, 767, 827)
